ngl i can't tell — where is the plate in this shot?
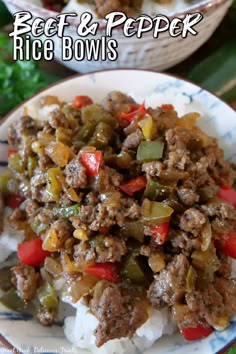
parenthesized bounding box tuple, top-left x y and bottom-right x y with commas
(0, 70, 236, 354)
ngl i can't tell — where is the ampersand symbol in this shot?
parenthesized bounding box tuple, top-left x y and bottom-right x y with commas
(77, 12, 98, 36)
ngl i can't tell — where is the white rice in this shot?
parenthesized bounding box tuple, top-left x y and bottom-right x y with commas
(0, 208, 24, 264)
(63, 298, 176, 354)
(62, 257, 236, 353)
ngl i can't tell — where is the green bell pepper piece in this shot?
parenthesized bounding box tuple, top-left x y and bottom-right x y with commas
(121, 253, 145, 282)
(37, 281, 58, 310)
(54, 203, 80, 218)
(137, 141, 164, 162)
(142, 199, 173, 225)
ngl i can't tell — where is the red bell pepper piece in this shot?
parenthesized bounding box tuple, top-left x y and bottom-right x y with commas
(180, 325, 213, 341)
(18, 238, 50, 266)
(7, 194, 25, 209)
(119, 176, 147, 197)
(84, 263, 121, 283)
(217, 185, 236, 208)
(80, 151, 103, 176)
(161, 104, 174, 110)
(99, 227, 109, 234)
(148, 222, 169, 245)
(215, 231, 236, 259)
(120, 102, 148, 122)
(71, 95, 93, 109)
(8, 149, 17, 157)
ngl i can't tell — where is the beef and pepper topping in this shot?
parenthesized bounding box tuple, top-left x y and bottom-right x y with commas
(1, 92, 236, 346)
(41, 0, 171, 17)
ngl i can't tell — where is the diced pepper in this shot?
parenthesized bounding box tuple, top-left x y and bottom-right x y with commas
(180, 325, 213, 341)
(8, 152, 26, 173)
(119, 176, 146, 197)
(18, 238, 50, 266)
(144, 179, 173, 200)
(137, 140, 164, 162)
(161, 104, 174, 110)
(148, 251, 165, 273)
(71, 95, 93, 109)
(0, 170, 11, 195)
(186, 265, 197, 293)
(54, 203, 80, 219)
(46, 167, 62, 202)
(45, 141, 71, 168)
(37, 281, 58, 310)
(122, 254, 145, 282)
(27, 156, 38, 178)
(198, 185, 219, 202)
(191, 247, 220, 271)
(7, 194, 25, 209)
(80, 151, 103, 176)
(8, 149, 16, 157)
(99, 227, 109, 234)
(84, 263, 120, 283)
(142, 199, 174, 226)
(0, 287, 27, 312)
(177, 113, 200, 129)
(115, 151, 133, 169)
(147, 222, 169, 245)
(121, 221, 144, 242)
(138, 115, 156, 140)
(43, 228, 62, 252)
(217, 185, 236, 207)
(120, 102, 148, 122)
(215, 231, 236, 259)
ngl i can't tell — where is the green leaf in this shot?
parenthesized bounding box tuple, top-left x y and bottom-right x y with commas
(0, 1, 13, 28)
(227, 344, 236, 354)
(0, 32, 60, 118)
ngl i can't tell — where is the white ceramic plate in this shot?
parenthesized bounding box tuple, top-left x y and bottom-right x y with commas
(0, 70, 236, 354)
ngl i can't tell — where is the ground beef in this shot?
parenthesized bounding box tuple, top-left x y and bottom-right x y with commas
(149, 108, 178, 130)
(94, 236, 127, 263)
(214, 278, 236, 316)
(93, 167, 123, 193)
(74, 236, 126, 265)
(216, 254, 232, 279)
(180, 208, 206, 233)
(170, 230, 201, 255)
(165, 127, 190, 151)
(187, 157, 215, 187)
(8, 116, 40, 147)
(51, 220, 72, 246)
(30, 169, 47, 201)
(25, 199, 40, 217)
(123, 129, 143, 150)
(102, 91, 136, 117)
(148, 254, 189, 308)
(165, 149, 190, 171)
(74, 241, 96, 266)
(0, 192, 4, 234)
(64, 157, 87, 189)
(8, 208, 27, 225)
(177, 188, 199, 206)
(201, 201, 236, 220)
(185, 284, 227, 329)
(11, 265, 39, 300)
(79, 202, 124, 231)
(204, 144, 236, 186)
(90, 281, 147, 347)
(37, 307, 57, 326)
(38, 154, 54, 172)
(48, 109, 70, 129)
(142, 161, 165, 178)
